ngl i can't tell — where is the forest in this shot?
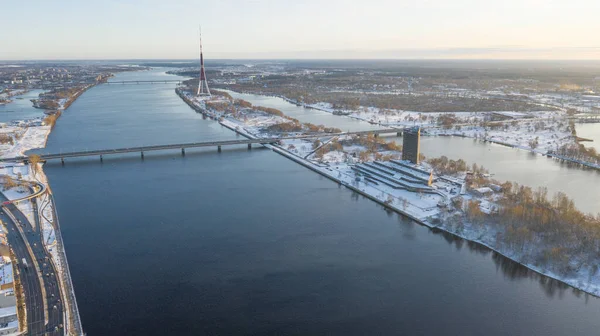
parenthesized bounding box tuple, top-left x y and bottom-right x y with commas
(428, 155, 600, 279)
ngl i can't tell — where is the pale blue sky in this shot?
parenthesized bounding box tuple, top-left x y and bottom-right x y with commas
(2, 0, 599, 60)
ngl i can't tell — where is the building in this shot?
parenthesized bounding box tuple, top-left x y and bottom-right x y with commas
(402, 126, 421, 164)
(473, 187, 494, 197)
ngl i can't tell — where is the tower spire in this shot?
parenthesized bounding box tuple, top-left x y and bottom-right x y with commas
(197, 25, 211, 96)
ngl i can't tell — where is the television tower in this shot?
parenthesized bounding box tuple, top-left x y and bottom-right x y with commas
(197, 26, 211, 96)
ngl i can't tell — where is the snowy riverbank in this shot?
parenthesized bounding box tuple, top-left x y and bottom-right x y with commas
(0, 89, 83, 334)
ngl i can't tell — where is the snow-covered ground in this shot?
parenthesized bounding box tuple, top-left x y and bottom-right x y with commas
(308, 102, 575, 153)
(0, 90, 78, 333)
(0, 125, 51, 159)
(429, 119, 573, 153)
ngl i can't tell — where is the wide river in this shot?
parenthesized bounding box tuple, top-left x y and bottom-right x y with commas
(35, 69, 600, 335)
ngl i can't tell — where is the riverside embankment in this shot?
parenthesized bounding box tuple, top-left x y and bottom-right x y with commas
(0, 80, 104, 335)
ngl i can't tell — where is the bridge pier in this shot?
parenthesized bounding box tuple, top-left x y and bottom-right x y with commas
(218, 145, 222, 153)
(141, 151, 144, 160)
(248, 144, 252, 150)
(181, 148, 185, 156)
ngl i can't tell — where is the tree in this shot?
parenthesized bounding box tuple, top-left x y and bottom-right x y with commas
(528, 137, 539, 150)
(3, 176, 18, 190)
(28, 154, 42, 177)
(312, 139, 321, 150)
(385, 195, 394, 205)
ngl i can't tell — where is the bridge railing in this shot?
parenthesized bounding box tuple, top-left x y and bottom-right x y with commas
(49, 194, 83, 336)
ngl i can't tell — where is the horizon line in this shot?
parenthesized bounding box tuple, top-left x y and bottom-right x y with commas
(3, 58, 600, 62)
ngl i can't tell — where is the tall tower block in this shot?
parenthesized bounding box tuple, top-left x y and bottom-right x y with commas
(402, 126, 421, 164)
(197, 27, 211, 96)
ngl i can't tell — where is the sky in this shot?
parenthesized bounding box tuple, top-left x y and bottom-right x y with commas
(2, 0, 600, 60)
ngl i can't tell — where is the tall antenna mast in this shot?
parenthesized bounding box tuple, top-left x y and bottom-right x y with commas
(197, 25, 211, 96)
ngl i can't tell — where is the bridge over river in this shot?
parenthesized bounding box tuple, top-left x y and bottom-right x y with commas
(1, 128, 402, 164)
(105, 80, 183, 85)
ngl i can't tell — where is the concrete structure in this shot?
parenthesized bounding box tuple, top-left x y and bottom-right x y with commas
(0, 129, 401, 164)
(352, 160, 439, 193)
(105, 80, 182, 85)
(402, 126, 421, 164)
(0, 191, 66, 335)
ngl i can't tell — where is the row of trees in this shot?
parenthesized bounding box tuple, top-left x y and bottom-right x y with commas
(303, 123, 342, 133)
(43, 111, 62, 129)
(266, 122, 303, 133)
(427, 156, 469, 175)
(310, 136, 403, 163)
(555, 143, 600, 164)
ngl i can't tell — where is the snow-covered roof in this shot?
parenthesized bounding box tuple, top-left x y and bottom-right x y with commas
(475, 187, 493, 194)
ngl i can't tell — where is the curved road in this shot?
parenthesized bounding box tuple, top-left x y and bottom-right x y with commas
(0, 191, 64, 335)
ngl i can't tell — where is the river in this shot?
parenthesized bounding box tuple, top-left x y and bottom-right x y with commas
(38, 69, 600, 335)
(576, 123, 600, 152)
(0, 89, 46, 123)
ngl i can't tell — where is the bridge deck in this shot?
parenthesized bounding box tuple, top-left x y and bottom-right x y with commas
(105, 80, 183, 84)
(1, 129, 399, 163)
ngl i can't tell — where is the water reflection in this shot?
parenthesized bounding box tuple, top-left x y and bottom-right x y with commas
(428, 226, 591, 300)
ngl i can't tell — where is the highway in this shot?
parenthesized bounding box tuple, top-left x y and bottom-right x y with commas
(0, 191, 64, 335)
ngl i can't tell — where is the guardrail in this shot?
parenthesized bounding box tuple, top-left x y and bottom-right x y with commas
(2, 206, 48, 332)
(1, 181, 46, 205)
(48, 194, 83, 336)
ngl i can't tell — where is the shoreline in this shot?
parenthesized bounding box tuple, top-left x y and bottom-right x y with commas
(0, 81, 100, 335)
(222, 89, 600, 171)
(178, 88, 600, 299)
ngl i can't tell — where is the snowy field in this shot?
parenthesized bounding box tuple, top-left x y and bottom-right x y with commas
(308, 102, 574, 153)
(429, 119, 573, 153)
